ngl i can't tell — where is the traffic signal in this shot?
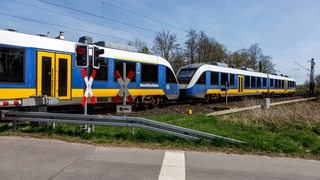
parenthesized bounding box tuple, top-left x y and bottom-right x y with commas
(75, 44, 88, 67)
(92, 46, 105, 69)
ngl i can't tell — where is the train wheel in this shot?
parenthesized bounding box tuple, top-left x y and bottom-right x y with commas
(202, 95, 210, 104)
(147, 96, 160, 109)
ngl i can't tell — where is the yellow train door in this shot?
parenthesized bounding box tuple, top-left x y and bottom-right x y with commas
(37, 51, 71, 100)
(284, 80, 287, 92)
(238, 75, 244, 93)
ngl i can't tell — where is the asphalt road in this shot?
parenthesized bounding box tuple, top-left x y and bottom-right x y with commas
(0, 136, 319, 180)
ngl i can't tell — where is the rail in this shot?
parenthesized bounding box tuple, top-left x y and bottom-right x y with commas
(0, 110, 244, 144)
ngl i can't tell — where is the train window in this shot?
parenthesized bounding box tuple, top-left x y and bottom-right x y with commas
(141, 63, 158, 83)
(230, 74, 235, 86)
(210, 72, 219, 85)
(114, 60, 136, 82)
(275, 79, 279, 89)
(289, 81, 296, 88)
(263, 78, 267, 87)
(251, 76, 256, 88)
(196, 72, 206, 84)
(257, 77, 261, 88)
(94, 58, 108, 81)
(221, 73, 228, 85)
(58, 58, 67, 96)
(166, 67, 177, 84)
(0, 47, 24, 83)
(245, 76, 250, 88)
(177, 68, 197, 83)
(270, 79, 274, 87)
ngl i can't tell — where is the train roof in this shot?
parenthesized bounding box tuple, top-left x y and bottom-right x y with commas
(0, 29, 173, 70)
(179, 63, 295, 81)
(0, 29, 76, 53)
(98, 45, 172, 69)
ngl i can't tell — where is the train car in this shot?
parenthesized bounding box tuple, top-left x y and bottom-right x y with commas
(0, 29, 179, 107)
(177, 63, 296, 101)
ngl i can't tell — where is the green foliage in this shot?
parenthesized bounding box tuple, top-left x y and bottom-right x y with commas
(0, 123, 10, 132)
(1, 101, 320, 159)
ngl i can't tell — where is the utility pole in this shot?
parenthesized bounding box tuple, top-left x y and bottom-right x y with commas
(294, 59, 316, 97)
(309, 58, 315, 97)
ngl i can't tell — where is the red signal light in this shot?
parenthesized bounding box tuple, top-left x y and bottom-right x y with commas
(76, 45, 85, 55)
(75, 44, 88, 67)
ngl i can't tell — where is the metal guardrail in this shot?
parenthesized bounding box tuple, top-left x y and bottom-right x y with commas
(0, 110, 244, 144)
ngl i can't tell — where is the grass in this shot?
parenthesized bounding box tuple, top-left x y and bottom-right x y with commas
(1, 99, 320, 159)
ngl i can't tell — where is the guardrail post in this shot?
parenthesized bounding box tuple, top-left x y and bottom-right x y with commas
(130, 126, 135, 136)
(262, 98, 270, 109)
(29, 96, 48, 127)
(12, 119, 17, 130)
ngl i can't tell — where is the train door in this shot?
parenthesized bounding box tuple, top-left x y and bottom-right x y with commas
(238, 75, 244, 93)
(37, 51, 71, 100)
(284, 80, 287, 92)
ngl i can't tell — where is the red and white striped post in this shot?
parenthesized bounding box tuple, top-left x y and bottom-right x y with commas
(81, 68, 96, 106)
(113, 70, 135, 104)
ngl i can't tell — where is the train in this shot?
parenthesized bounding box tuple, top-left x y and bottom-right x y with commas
(0, 29, 296, 108)
(177, 63, 296, 102)
(0, 29, 179, 107)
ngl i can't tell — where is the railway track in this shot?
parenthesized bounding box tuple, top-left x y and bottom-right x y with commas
(128, 95, 309, 117)
(48, 95, 311, 117)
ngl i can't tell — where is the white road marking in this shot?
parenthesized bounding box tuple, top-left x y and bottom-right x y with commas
(158, 151, 185, 180)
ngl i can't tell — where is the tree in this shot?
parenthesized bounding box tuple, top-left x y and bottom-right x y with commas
(227, 43, 276, 72)
(248, 43, 262, 69)
(185, 29, 198, 64)
(227, 49, 250, 68)
(128, 38, 150, 54)
(152, 30, 179, 61)
(170, 47, 186, 73)
(259, 55, 275, 73)
(315, 74, 320, 89)
(140, 46, 150, 54)
(196, 31, 211, 63)
(210, 41, 228, 62)
(191, 31, 228, 64)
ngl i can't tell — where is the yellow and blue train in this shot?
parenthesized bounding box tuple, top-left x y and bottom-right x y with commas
(0, 29, 296, 107)
(177, 63, 296, 101)
(0, 29, 179, 106)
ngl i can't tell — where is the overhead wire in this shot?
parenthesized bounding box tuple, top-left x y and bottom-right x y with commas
(6, 0, 189, 45)
(37, 0, 159, 34)
(5, 0, 242, 50)
(0, 12, 130, 42)
(36, 0, 187, 42)
(94, 0, 188, 33)
(7, 0, 155, 45)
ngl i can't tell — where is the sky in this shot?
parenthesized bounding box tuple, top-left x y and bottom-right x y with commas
(1, 0, 319, 84)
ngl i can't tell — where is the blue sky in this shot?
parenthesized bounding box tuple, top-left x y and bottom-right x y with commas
(1, 0, 319, 84)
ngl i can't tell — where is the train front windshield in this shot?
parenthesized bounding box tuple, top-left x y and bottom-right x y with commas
(177, 68, 197, 84)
